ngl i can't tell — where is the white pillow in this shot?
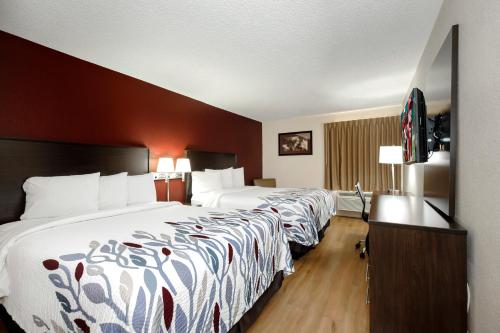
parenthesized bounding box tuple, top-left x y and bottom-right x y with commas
(99, 172, 128, 210)
(191, 171, 223, 194)
(205, 167, 234, 188)
(127, 173, 157, 205)
(232, 167, 245, 187)
(21, 172, 100, 220)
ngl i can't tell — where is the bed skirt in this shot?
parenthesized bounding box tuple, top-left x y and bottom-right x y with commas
(0, 271, 286, 333)
(289, 218, 331, 259)
(228, 270, 284, 332)
(0, 305, 22, 333)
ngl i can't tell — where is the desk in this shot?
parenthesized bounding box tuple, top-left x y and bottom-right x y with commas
(368, 193, 467, 333)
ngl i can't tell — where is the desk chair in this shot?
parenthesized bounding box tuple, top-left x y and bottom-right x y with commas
(354, 182, 369, 259)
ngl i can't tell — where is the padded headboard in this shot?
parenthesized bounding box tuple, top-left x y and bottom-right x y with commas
(0, 137, 149, 224)
(184, 149, 237, 203)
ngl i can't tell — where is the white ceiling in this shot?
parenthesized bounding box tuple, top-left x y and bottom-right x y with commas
(0, 1, 442, 121)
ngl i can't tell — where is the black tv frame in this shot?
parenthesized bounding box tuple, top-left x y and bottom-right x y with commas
(423, 24, 459, 219)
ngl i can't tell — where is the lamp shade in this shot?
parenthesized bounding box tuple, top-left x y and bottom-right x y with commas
(379, 146, 403, 164)
(157, 157, 175, 173)
(175, 158, 191, 173)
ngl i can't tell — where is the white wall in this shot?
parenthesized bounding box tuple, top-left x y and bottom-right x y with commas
(262, 105, 401, 188)
(404, 0, 500, 331)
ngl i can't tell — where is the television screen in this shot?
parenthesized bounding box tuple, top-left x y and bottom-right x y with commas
(401, 88, 428, 164)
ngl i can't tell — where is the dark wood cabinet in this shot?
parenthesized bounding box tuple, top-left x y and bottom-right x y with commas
(368, 194, 467, 333)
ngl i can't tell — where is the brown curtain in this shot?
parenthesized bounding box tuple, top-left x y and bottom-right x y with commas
(324, 116, 402, 191)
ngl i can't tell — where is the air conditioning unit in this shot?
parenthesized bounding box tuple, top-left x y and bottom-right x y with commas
(336, 191, 372, 218)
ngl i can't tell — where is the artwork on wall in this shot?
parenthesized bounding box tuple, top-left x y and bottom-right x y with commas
(278, 131, 313, 156)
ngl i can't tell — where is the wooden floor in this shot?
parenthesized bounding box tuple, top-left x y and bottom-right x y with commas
(249, 216, 370, 333)
(0, 216, 368, 333)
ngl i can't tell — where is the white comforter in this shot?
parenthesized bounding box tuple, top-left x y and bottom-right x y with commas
(0, 202, 293, 333)
(192, 187, 336, 246)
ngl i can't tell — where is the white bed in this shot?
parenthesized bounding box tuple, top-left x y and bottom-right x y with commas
(0, 202, 293, 332)
(191, 186, 336, 249)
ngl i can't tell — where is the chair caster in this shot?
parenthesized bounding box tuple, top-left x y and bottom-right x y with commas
(360, 252, 366, 259)
(355, 242, 361, 249)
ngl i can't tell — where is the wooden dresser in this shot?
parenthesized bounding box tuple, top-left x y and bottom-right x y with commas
(368, 193, 467, 333)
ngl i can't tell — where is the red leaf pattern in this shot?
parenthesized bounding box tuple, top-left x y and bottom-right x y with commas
(254, 239, 259, 263)
(213, 303, 220, 333)
(162, 287, 174, 330)
(162, 247, 171, 256)
(74, 319, 90, 333)
(75, 262, 84, 282)
(123, 242, 142, 248)
(191, 235, 209, 239)
(228, 243, 233, 264)
(42, 259, 59, 271)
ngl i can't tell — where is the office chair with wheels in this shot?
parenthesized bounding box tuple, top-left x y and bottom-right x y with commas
(354, 182, 369, 259)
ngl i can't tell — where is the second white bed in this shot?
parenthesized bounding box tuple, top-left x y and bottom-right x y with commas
(191, 186, 336, 249)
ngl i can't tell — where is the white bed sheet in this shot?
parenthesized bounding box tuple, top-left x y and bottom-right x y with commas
(192, 186, 337, 246)
(0, 202, 293, 332)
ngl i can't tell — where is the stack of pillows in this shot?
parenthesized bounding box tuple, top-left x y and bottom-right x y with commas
(21, 172, 157, 220)
(191, 167, 245, 195)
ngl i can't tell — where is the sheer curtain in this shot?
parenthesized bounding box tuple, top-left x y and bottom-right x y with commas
(324, 116, 402, 191)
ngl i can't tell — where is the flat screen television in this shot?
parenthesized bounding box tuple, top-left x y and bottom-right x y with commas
(401, 88, 428, 164)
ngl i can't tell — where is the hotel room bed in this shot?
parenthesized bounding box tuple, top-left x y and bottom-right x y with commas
(0, 138, 294, 333)
(0, 202, 293, 332)
(185, 150, 336, 258)
(191, 186, 336, 257)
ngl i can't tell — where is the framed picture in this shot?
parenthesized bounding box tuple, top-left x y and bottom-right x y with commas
(278, 131, 313, 156)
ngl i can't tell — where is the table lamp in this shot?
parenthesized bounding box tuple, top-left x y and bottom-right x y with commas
(175, 158, 191, 181)
(157, 157, 175, 201)
(379, 146, 403, 194)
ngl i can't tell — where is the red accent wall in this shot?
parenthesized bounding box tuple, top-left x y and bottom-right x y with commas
(0, 31, 262, 202)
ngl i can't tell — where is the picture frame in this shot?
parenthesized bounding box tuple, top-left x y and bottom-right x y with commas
(278, 131, 313, 156)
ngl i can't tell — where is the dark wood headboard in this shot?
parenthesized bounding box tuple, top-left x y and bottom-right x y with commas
(184, 149, 237, 203)
(0, 137, 149, 224)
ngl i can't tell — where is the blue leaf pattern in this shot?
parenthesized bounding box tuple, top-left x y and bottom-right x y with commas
(59, 253, 86, 261)
(174, 304, 187, 333)
(55, 292, 71, 312)
(59, 311, 73, 331)
(130, 255, 147, 267)
(37, 209, 294, 332)
(132, 287, 146, 333)
(172, 260, 192, 289)
(257, 188, 336, 246)
(143, 269, 157, 295)
(82, 283, 107, 304)
(100, 323, 129, 333)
